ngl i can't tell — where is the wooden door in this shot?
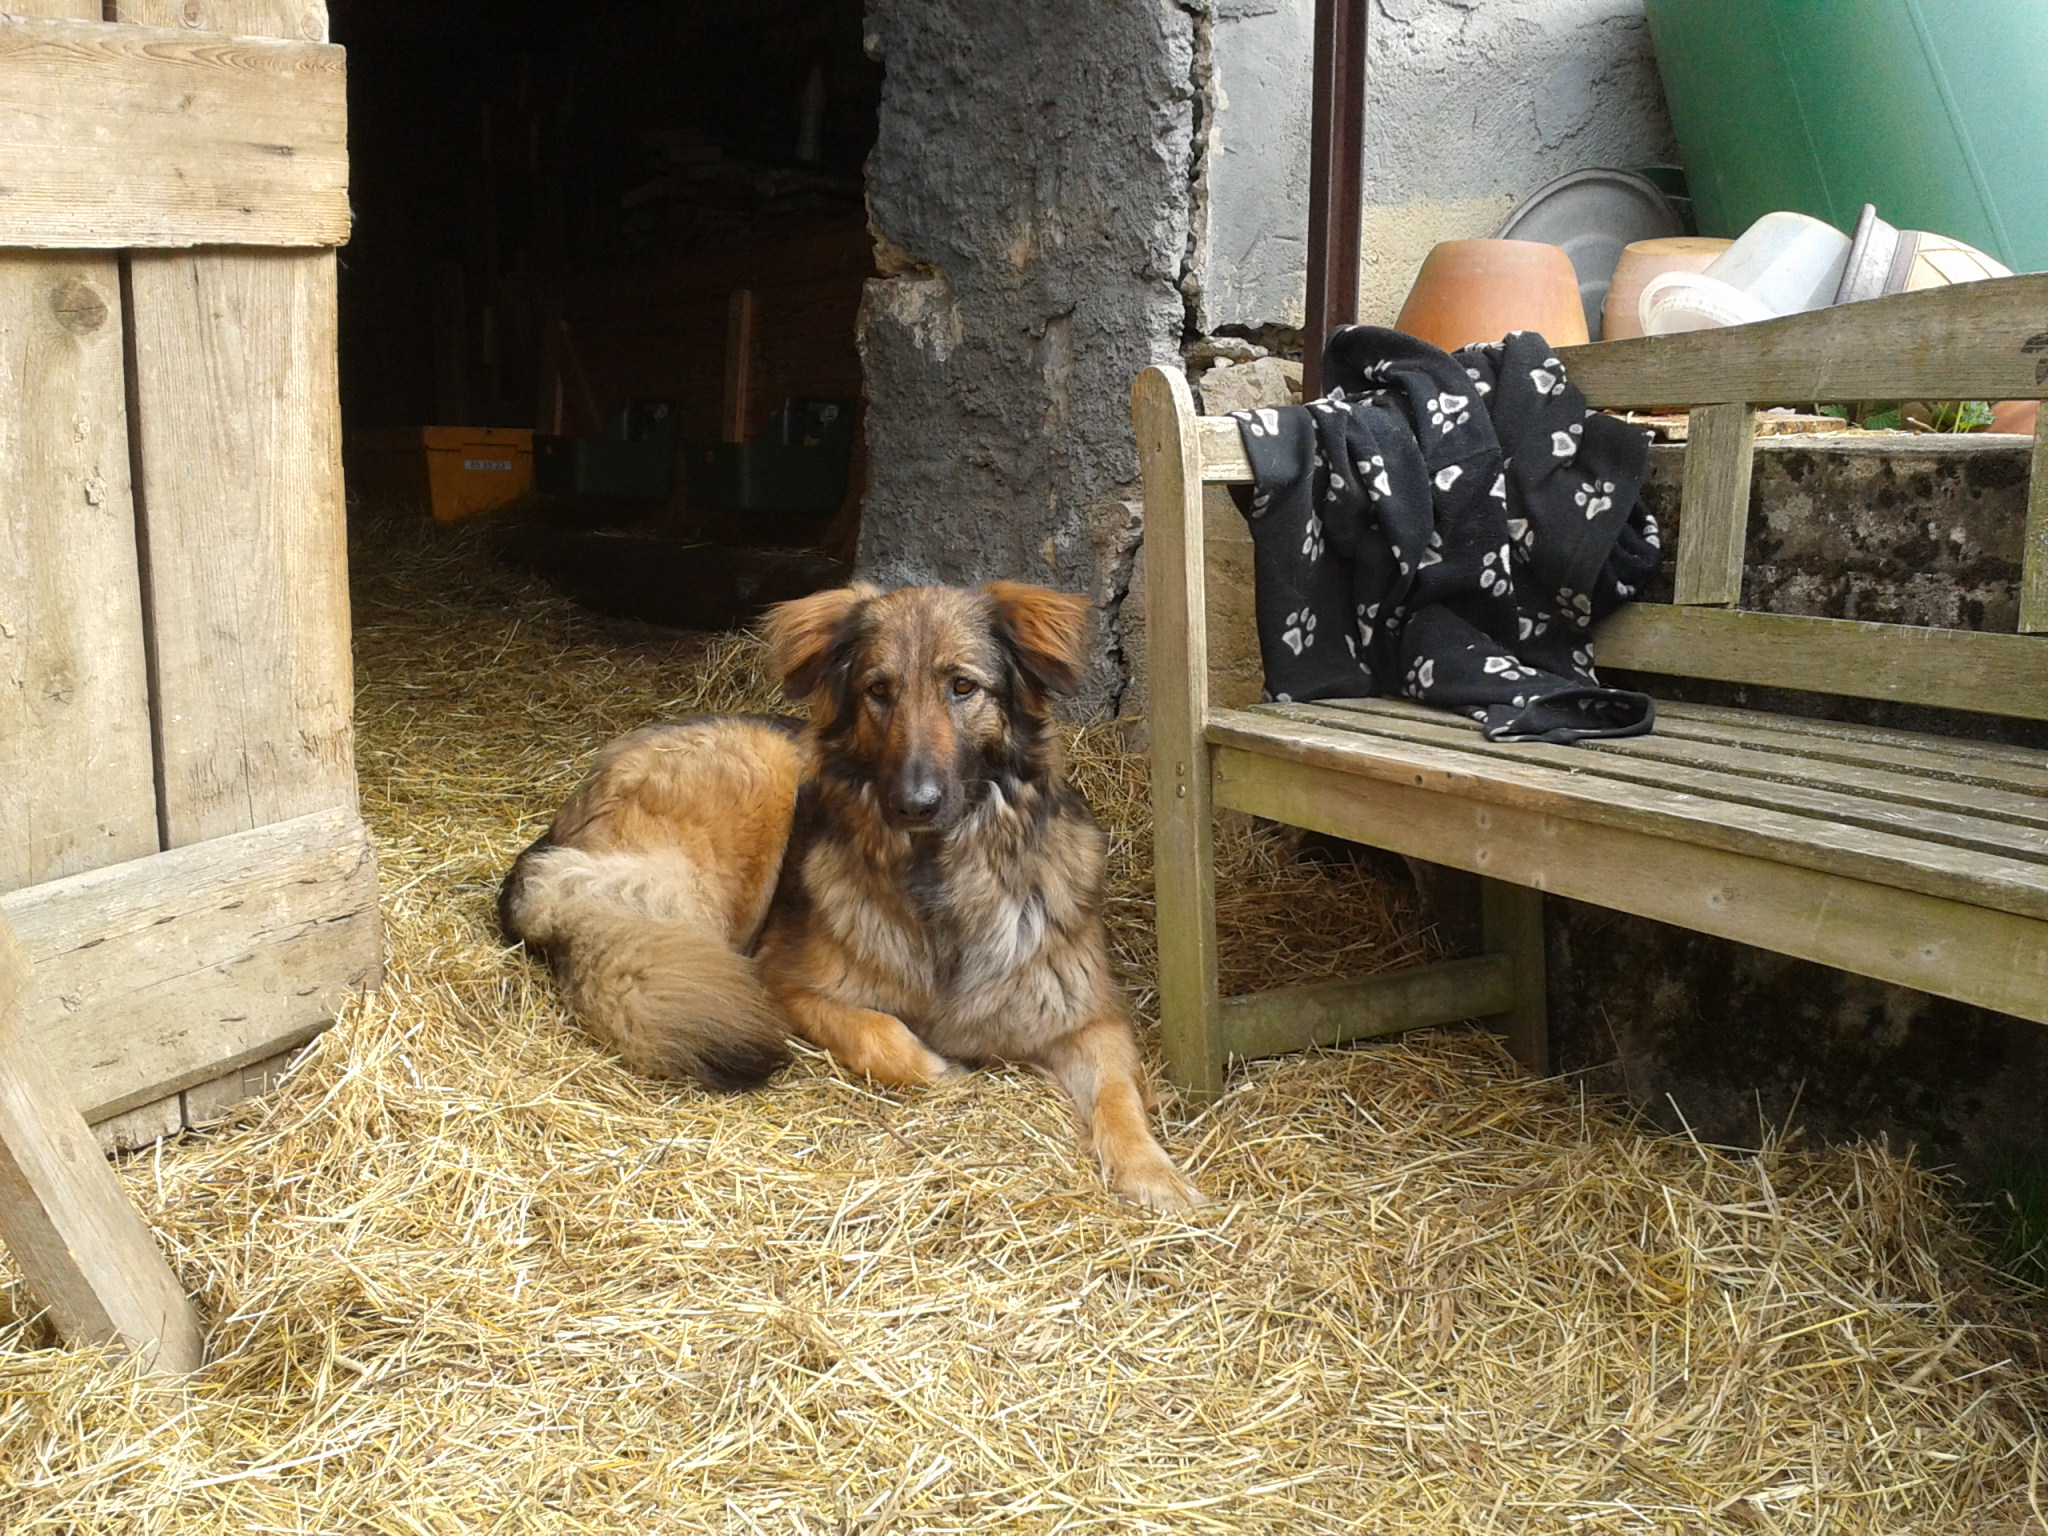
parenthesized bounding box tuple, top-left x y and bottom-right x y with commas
(0, 0, 379, 1140)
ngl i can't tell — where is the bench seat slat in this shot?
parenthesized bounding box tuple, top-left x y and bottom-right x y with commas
(1319, 697, 2048, 834)
(1210, 741, 2048, 1028)
(1651, 701, 2048, 780)
(1209, 705, 2048, 923)
(1281, 700, 2048, 866)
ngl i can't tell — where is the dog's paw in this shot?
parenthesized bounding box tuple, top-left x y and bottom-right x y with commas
(1111, 1158, 1211, 1214)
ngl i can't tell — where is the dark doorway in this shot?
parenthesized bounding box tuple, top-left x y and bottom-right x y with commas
(331, 0, 879, 576)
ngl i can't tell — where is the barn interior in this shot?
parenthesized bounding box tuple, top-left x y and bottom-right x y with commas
(330, 0, 876, 620)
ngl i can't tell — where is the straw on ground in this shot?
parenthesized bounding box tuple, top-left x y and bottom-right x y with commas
(1, 515, 2041, 1534)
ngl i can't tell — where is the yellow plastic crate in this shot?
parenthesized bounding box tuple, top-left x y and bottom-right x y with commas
(350, 427, 534, 521)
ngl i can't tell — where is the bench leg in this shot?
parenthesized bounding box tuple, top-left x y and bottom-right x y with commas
(1154, 754, 1225, 1105)
(1481, 879, 1549, 1073)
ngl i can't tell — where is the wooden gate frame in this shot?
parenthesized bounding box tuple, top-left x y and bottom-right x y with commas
(0, 1, 380, 1141)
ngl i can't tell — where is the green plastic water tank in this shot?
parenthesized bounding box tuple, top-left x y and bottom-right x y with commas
(1644, 0, 2048, 272)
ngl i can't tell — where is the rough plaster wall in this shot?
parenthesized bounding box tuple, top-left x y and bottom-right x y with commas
(1358, 0, 1675, 324)
(857, 0, 1198, 712)
(1200, 0, 1676, 333)
(1199, 0, 1313, 331)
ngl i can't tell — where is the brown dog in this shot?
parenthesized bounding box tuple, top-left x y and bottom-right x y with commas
(500, 581, 1206, 1211)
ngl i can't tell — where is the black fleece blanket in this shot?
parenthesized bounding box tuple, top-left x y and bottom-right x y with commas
(1227, 327, 1662, 743)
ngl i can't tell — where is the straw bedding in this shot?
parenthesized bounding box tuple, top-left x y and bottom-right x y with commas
(2, 514, 2043, 1534)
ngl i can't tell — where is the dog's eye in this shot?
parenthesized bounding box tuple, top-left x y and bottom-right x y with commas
(866, 680, 891, 702)
(950, 676, 978, 698)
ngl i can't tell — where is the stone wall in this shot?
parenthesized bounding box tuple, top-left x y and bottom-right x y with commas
(856, 0, 1200, 713)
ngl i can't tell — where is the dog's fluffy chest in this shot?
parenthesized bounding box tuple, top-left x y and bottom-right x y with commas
(800, 795, 1111, 1054)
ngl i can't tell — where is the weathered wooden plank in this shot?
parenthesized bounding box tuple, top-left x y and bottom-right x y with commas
(0, 249, 159, 894)
(92, 1094, 183, 1154)
(1334, 694, 2048, 810)
(180, 1049, 294, 1128)
(0, 912, 204, 1373)
(0, 2, 156, 894)
(1672, 403, 1753, 607)
(1558, 273, 2048, 407)
(1480, 881, 1547, 1073)
(1195, 415, 1255, 484)
(0, 14, 346, 249)
(124, 245, 356, 846)
(1646, 707, 2048, 800)
(1652, 700, 2048, 778)
(1208, 707, 2048, 922)
(1210, 745, 2048, 1027)
(1220, 955, 1515, 1063)
(111, 2, 351, 844)
(1595, 604, 2048, 723)
(1289, 700, 2048, 858)
(1135, 365, 1225, 1102)
(162, 1, 328, 39)
(0, 806, 380, 1120)
(2022, 414, 2048, 635)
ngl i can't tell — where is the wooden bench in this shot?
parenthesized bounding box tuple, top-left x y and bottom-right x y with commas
(1135, 272, 2048, 1102)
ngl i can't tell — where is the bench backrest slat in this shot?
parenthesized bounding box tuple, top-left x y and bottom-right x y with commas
(1556, 273, 2048, 407)
(1597, 606, 2048, 723)
(1175, 274, 2048, 720)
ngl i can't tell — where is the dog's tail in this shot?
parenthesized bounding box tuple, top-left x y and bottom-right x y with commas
(499, 839, 791, 1092)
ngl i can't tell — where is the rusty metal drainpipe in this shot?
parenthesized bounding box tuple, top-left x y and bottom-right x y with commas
(1303, 0, 1368, 402)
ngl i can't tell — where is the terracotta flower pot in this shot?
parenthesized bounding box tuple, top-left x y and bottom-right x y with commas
(1600, 236, 1732, 341)
(1394, 239, 1590, 353)
(1988, 399, 2040, 435)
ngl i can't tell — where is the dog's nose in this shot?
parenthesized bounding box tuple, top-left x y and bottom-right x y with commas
(891, 777, 944, 821)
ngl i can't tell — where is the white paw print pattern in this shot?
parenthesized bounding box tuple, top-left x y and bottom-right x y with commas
(1507, 516, 1534, 554)
(1404, 656, 1436, 697)
(1355, 602, 1375, 649)
(1427, 391, 1471, 435)
(1489, 472, 1508, 502)
(1355, 453, 1392, 499)
(1433, 464, 1463, 492)
(1528, 366, 1559, 395)
(1550, 430, 1576, 458)
(1478, 548, 1511, 597)
(1482, 655, 1538, 681)
(1241, 407, 1283, 439)
(1572, 647, 1594, 673)
(1517, 613, 1551, 641)
(1300, 514, 1325, 562)
(1575, 479, 1616, 521)
(1556, 587, 1595, 628)
(1281, 607, 1318, 655)
(1416, 530, 1444, 570)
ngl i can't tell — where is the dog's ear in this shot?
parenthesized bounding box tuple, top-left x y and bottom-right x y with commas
(982, 581, 1090, 700)
(763, 583, 877, 699)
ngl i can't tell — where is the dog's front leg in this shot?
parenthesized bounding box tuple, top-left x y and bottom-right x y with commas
(774, 985, 960, 1088)
(1040, 1019, 1209, 1212)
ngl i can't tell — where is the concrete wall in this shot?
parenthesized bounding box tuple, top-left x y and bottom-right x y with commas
(1198, 0, 1677, 335)
(857, 0, 1199, 713)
